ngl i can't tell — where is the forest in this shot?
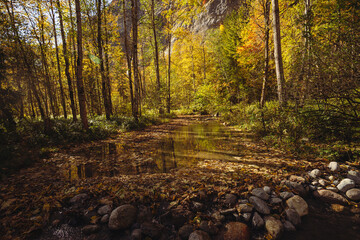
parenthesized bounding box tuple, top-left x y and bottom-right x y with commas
(0, 0, 360, 239)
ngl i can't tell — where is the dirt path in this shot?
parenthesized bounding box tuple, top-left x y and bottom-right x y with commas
(0, 116, 329, 239)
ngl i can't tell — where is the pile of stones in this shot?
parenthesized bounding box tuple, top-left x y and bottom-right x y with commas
(52, 161, 359, 240)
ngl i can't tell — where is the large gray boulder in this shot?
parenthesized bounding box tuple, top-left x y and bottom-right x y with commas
(249, 196, 270, 215)
(286, 195, 308, 217)
(108, 204, 137, 230)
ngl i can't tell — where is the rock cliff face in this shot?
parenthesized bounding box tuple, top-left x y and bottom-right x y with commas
(191, 0, 241, 33)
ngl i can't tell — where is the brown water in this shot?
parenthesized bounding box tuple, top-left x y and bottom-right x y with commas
(60, 121, 251, 180)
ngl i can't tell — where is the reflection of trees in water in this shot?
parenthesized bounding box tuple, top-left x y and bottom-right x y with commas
(160, 137, 176, 173)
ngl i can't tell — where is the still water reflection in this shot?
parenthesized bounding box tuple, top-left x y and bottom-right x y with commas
(62, 121, 250, 179)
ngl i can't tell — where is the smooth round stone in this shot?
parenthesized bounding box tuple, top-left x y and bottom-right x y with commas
(328, 162, 340, 172)
(329, 176, 335, 181)
(249, 196, 270, 215)
(337, 178, 355, 192)
(286, 195, 308, 217)
(263, 186, 271, 194)
(251, 188, 270, 200)
(346, 188, 360, 201)
(326, 186, 339, 193)
(265, 216, 283, 239)
(280, 192, 294, 200)
(309, 169, 321, 178)
(252, 212, 264, 229)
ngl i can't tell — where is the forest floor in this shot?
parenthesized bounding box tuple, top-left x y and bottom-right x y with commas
(0, 115, 357, 240)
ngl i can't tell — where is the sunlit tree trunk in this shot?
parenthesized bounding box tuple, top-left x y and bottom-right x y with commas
(272, 0, 286, 106)
(260, 0, 270, 108)
(151, 0, 162, 113)
(50, 0, 67, 119)
(75, 0, 89, 129)
(123, 0, 134, 118)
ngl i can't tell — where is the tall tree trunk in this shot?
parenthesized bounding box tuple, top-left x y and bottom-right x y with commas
(75, 0, 89, 129)
(97, 0, 111, 120)
(50, 0, 67, 119)
(131, 0, 139, 120)
(151, 0, 162, 113)
(272, 0, 286, 106)
(123, 0, 134, 118)
(103, 0, 113, 114)
(260, 0, 270, 108)
(167, 32, 171, 114)
(57, 0, 77, 120)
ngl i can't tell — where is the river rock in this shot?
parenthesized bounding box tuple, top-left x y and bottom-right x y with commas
(347, 170, 360, 184)
(346, 188, 360, 201)
(252, 212, 264, 229)
(263, 186, 271, 194)
(141, 222, 163, 239)
(193, 202, 205, 212)
(309, 169, 321, 178)
(337, 178, 355, 192)
(328, 162, 340, 172)
(222, 222, 250, 240)
(283, 221, 296, 231)
(189, 230, 211, 240)
(242, 213, 252, 222)
(98, 205, 112, 216)
(285, 208, 301, 226)
(313, 189, 347, 204)
(211, 211, 225, 222)
(265, 216, 283, 239)
(199, 220, 218, 235)
(329, 175, 335, 181)
(179, 224, 194, 240)
(251, 188, 270, 200)
(108, 204, 137, 230)
(269, 197, 282, 205)
(286, 195, 308, 217)
(284, 181, 307, 196)
(237, 204, 253, 213)
(131, 229, 142, 240)
(249, 196, 270, 215)
(81, 225, 100, 235)
(280, 192, 294, 200)
(326, 186, 339, 192)
(289, 175, 306, 183)
(319, 179, 327, 186)
(100, 214, 109, 223)
(70, 193, 88, 204)
(225, 194, 237, 205)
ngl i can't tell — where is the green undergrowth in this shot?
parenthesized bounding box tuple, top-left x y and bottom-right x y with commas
(0, 114, 170, 176)
(221, 101, 360, 163)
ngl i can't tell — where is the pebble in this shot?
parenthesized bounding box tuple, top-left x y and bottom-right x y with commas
(328, 162, 340, 172)
(337, 178, 355, 192)
(100, 214, 109, 223)
(319, 179, 327, 186)
(329, 176, 335, 181)
(263, 186, 271, 194)
(309, 169, 321, 178)
(326, 186, 339, 192)
(269, 198, 282, 205)
(242, 213, 252, 222)
(289, 175, 306, 183)
(225, 194, 237, 205)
